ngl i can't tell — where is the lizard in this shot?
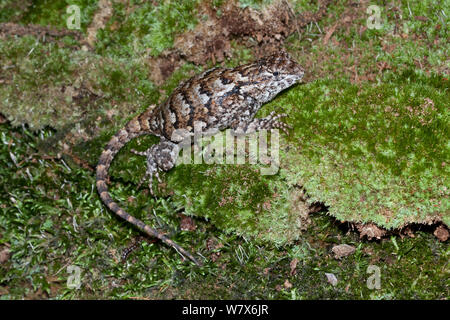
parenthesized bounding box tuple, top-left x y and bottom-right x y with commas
(96, 51, 305, 266)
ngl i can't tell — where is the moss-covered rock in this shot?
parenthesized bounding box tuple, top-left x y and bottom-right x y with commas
(164, 72, 449, 242)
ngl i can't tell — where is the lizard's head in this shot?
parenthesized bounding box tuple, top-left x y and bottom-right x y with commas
(248, 51, 305, 102)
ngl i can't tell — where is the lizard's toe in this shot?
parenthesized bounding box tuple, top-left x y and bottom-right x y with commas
(260, 112, 291, 134)
(130, 149, 147, 157)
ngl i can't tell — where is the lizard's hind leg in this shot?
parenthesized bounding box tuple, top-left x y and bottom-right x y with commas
(129, 140, 202, 265)
(131, 140, 180, 195)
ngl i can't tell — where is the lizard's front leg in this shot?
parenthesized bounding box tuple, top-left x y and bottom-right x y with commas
(232, 110, 292, 135)
(131, 140, 180, 195)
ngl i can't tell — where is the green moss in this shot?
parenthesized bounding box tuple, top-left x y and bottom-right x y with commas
(0, 1, 30, 22)
(96, 0, 200, 58)
(0, 0, 99, 32)
(238, 0, 273, 9)
(279, 72, 449, 228)
(0, 36, 162, 158)
(168, 164, 296, 243)
(398, 0, 449, 38)
(286, 0, 449, 83)
(162, 71, 448, 239)
(0, 123, 204, 298)
(20, 1, 74, 28)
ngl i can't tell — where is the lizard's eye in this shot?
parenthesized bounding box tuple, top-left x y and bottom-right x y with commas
(273, 71, 279, 76)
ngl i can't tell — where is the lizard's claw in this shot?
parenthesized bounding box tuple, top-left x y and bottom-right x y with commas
(130, 149, 147, 157)
(146, 160, 160, 196)
(136, 171, 150, 190)
(260, 111, 292, 135)
(155, 170, 162, 183)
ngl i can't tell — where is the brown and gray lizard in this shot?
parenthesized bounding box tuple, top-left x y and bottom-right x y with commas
(96, 51, 305, 266)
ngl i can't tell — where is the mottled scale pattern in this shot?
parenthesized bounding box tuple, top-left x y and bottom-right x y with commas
(96, 51, 305, 266)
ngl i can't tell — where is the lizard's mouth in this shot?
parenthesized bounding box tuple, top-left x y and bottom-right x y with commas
(291, 62, 305, 80)
(283, 73, 304, 86)
(294, 73, 305, 81)
(294, 67, 305, 81)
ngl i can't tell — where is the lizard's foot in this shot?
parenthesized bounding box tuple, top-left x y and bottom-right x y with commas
(130, 149, 147, 157)
(131, 148, 160, 194)
(131, 141, 179, 195)
(256, 111, 292, 134)
(233, 110, 292, 135)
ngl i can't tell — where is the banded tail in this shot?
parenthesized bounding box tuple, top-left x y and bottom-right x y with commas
(96, 112, 201, 266)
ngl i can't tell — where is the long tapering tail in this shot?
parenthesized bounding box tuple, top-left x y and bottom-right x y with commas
(96, 116, 201, 266)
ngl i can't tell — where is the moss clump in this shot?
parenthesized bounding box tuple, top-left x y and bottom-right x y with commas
(0, 36, 163, 161)
(280, 71, 449, 229)
(167, 162, 308, 245)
